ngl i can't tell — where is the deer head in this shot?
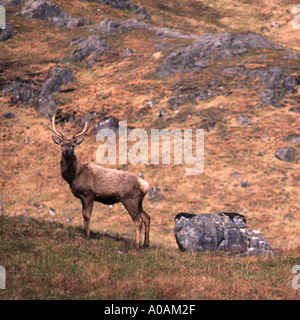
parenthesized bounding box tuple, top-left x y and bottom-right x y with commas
(49, 114, 89, 159)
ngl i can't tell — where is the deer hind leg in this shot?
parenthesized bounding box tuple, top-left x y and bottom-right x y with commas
(122, 199, 144, 250)
(140, 202, 150, 248)
(81, 197, 94, 239)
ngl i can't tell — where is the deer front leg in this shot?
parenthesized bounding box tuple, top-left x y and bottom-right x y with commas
(81, 197, 94, 239)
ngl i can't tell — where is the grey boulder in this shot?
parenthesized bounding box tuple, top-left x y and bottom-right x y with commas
(174, 212, 274, 256)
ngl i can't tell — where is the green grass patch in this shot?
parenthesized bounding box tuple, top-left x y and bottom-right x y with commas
(0, 216, 299, 300)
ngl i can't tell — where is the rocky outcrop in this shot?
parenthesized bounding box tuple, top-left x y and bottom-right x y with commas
(174, 212, 274, 256)
(275, 147, 296, 162)
(166, 64, 298, 109)
(1, 65, 75, 118)
(90, 18, 148, 35)
(17, 0, 91, 28)
(156, 33, 280, 79)
(0, 25, 15, 41)
(0, 0, 24, 6)
(223, 66, 299, 106)
(90, 17, 202, 39)
(1, 81, 37, 105)
(93, 117, 119, 134)
(37, 66, 75, 119)
(97, 0, 151, 20)
(70, 35, 108, 64)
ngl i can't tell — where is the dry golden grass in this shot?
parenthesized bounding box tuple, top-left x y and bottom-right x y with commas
(1, 0, 300, 254)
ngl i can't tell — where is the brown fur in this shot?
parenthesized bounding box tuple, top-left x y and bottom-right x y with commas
(50, 119, 150, 250)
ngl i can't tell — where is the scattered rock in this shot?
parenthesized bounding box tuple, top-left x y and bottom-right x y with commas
(169, 86, 218, 108)
(98, 0, 151, 20)
(146, 100, 154, 109)
(93, 117, 119, 134)
(37, 66, 75, 119)
(174, 212, 274, 256)
(283, 53, 300, 60)
(122, 47, 134, 59)
(201, 119, 216, 132)
(90, 18, 122, 35)
(236, 115, 251, 125)
(116, 250, 127, 255)
(33, 201, 40, 207)
(241, 180, 248, 188)
(157, 32, 280, 78)
(260, 26, 269, 32)
(90, 18, 196, 40)
(54, 108, 76, 124)
(17, 0, 91, 28)
(289, 107, 300, 114)
(223, 66, 246, 76)
(1, 81, 37, 105)
(210, 78, 220, 87)
(148, 187, 160, 199)
(275, 147, 296, 162)
(49, 66, 75, 85)
(157, 108, 167, 117)
(270, 22, 280, 28)
(283, 135, 300, 143)
(3, 111, 15, 119)
(169, 94, 188, 109)
(136, 6, 151, 20)
(79, 111, 99, 127)
(258, 89, 280, 106)
(0, 0, 24, 6)
(284, 214, 293, 221)
(48, 208, 56, 216)
(191, 90, 216, 101)
(90, 18, 147, 35)
(98, 0, 136, 10)
(0, 25, 15, 41)
(70, 35, 108, 63)
(40, 76, 63, 97)
(232, 172, 241, 178)
(37, 96, 57, 119)
(260, 68, 297, 92)
(223, 66, 299, 106)
(33, 202, 44, 211)
(40, 67, 74, 97)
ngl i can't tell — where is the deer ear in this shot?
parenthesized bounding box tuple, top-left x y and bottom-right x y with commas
(73, 136, 84, 146)
(52, 135, 62, 145)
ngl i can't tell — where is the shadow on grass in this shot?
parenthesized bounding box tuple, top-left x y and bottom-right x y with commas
(74, 225, 145, 250)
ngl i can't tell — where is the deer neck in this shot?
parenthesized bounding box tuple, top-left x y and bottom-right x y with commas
(60, 154, 78, 186)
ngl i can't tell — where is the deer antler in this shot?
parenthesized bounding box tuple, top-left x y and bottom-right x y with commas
(48, 114, 63, 139)
(73, 120, 89, 140)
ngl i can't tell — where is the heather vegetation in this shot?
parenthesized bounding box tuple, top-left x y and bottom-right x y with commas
(1, 0, 300, 299)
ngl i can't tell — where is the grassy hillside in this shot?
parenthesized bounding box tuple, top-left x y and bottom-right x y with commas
(0, 0, 300, 299)
(0, 215, 299, 299)
(1, 0, 299, 249)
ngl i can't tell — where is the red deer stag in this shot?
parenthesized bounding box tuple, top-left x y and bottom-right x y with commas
(49, 114, 150, 249)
